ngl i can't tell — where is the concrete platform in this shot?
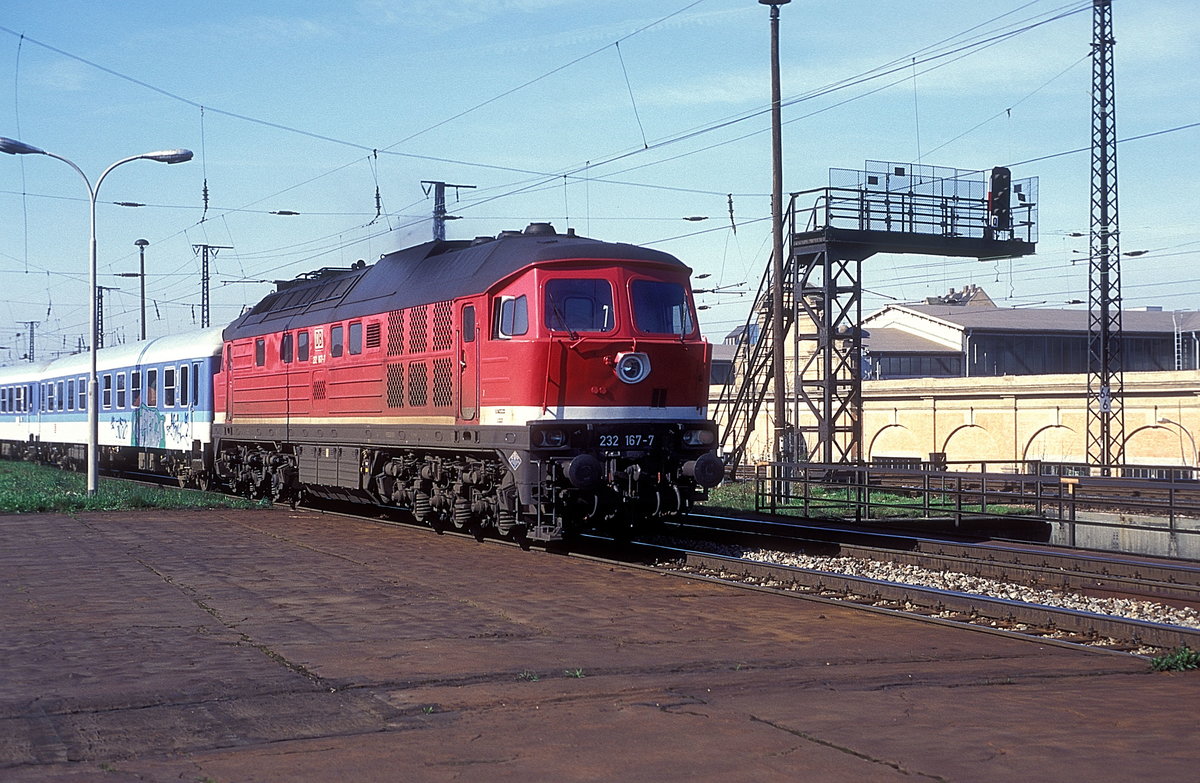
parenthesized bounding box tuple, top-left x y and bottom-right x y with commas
(0, 508, 1196, 782)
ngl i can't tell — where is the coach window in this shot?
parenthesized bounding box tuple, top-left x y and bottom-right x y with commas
(494, 295, 528, 339)
(66, 379, 75, 411)
(77, 377, 86, 410)
(297, 331, 310, 362)
(131, 371, 141, 407)
(281, 332, 294, 364)
(116, 374, 126, 409)
(192, 362, 200, 405)
(102, 374, 113, 409)
(165, 367, 177, 407)
(349, 321, 363, 355)
(180, 364, 190, 406)
(255, 338, 266, 367)
(147, 369, 158, 407)
(45, 383, 53, 412)
(331, 324, 344, 357)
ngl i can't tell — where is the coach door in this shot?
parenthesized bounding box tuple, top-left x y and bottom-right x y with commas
(459, 304, 479, 421)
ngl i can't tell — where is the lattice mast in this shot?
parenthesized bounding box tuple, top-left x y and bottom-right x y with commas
(1087, 0, 1124, 470)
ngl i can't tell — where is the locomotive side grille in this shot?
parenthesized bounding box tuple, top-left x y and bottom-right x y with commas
(386, 363, 405, 408)
(431, 300, 453, 351)
(366, 321, 382, 349)
(408, 306, 428, 354)
(387, 310, 404, 356)
(432, 358, 453, 407)
(313, 380, 327, 401)
(408, 361, 428, 406)
(651, 388, 668, 408)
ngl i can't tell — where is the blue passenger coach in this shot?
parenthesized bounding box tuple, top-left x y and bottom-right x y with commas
(0, 327, 224, 485)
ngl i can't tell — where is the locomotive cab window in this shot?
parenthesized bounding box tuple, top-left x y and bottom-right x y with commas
(494, 295, 528, 339)
(297, 331, 310, 362)
(631, 280, 696, 336)
(349, 321, 363, 355)
(255, 338, 266, 367)
(545, 279, 615, 333)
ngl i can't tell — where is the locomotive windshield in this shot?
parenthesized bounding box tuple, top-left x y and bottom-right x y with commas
(545, 279, 615, 333)
(631, 280, 696, 336)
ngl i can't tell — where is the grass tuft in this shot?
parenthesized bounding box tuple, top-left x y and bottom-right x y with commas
(0, 461, 263, 513)
(1150, 645, 1200, 672)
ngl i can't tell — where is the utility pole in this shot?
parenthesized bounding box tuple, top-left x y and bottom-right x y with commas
(134, 239, 148, 340)
(420, 181, 475, 241)
(95, 286, 119, 348)
(192, 243, 232, 328)
(761, 0, 790, 466)
(1087, 0, 1123, 472)
(117, 239, 150, 340)
(20, 321, 37, 362)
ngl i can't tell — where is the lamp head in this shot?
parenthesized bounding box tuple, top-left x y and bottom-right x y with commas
(0, 137, 46, 156)
(135, 238, 150, 248)
(143, 149, 193, 164)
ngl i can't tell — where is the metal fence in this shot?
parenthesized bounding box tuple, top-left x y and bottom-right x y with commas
(754, 460, 1200, 545)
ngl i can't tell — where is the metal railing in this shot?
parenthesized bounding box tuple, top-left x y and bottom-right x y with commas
(753, 460, 1200, 547)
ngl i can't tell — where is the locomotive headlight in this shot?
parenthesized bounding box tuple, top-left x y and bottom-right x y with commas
(614, 352, 651, 384)
(682, 428, 716, 447)
(535, 428, 566, 448)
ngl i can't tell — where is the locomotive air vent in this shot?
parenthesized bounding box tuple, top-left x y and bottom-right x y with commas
(523, 222, 556, 236)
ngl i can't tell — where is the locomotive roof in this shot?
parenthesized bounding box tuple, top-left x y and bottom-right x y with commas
(224, 225, 689, 341)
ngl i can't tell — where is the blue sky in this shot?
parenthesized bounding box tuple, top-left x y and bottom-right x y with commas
(1, 0, 1197, 362)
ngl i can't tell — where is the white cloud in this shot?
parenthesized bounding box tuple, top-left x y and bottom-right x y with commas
(27, 60, 93, 93)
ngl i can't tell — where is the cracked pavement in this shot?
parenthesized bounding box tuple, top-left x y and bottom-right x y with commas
(1, 508, 1197, 782)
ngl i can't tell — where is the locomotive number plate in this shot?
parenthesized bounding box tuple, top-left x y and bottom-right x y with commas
(599, 434, 655, 450)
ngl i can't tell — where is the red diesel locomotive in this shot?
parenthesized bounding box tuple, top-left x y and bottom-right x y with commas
(212, 222, 723, 541)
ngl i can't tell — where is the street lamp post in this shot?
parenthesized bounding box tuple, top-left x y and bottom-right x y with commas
(0, 137, 192, 496)
(120, 239, 151, 341)
(1157, 417, 1198, 468)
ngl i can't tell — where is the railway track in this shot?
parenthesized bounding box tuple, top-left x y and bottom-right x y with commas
(661, 548, 1200, 653)
(682, 511, 1200, 605)
(637, 511, 1200, 655)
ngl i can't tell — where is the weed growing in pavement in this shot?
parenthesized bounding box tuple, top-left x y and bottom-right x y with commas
(564, 668, 585, 678)
(0, 460, 263, 513)
(1149, 645, 1200, 672)
(422, 705, 436, 714)
(517, 670, 540, 682)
